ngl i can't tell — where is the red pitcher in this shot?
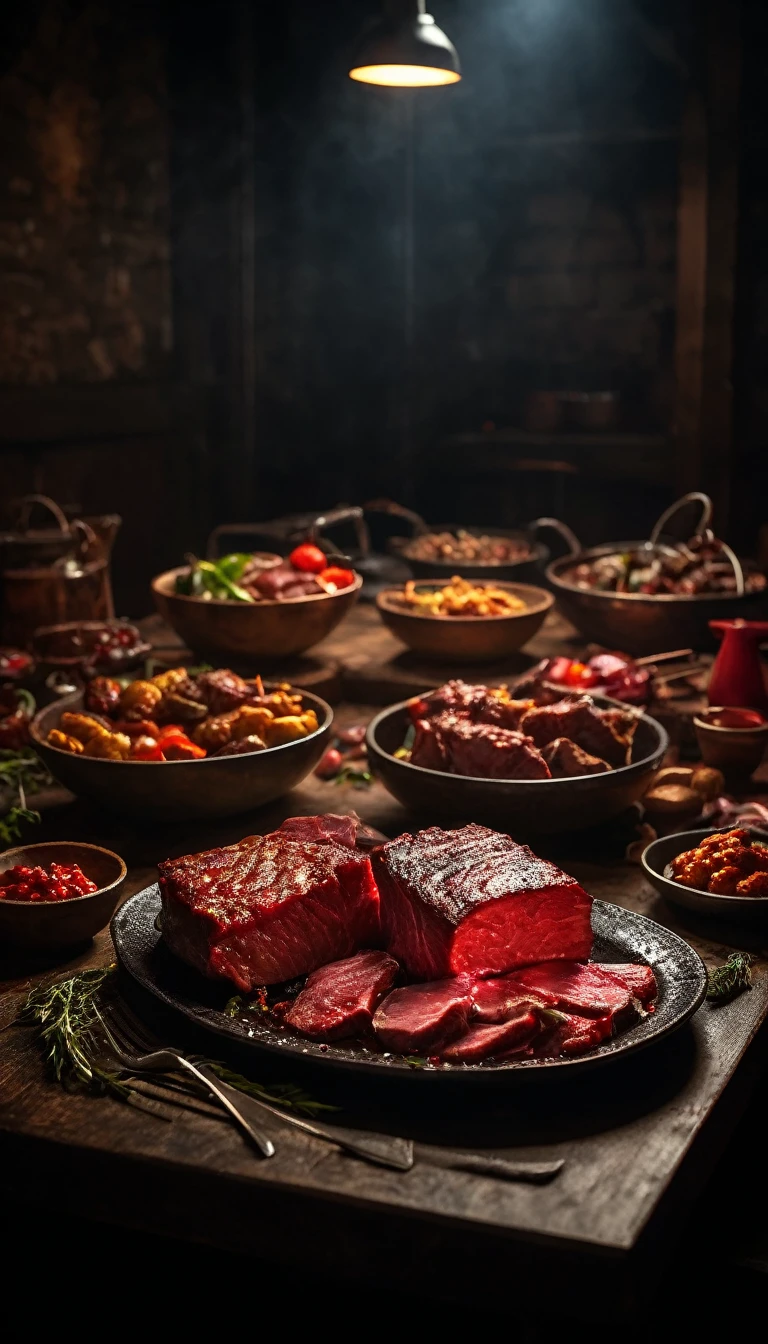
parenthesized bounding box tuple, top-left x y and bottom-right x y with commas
(708, 619, 768, 713)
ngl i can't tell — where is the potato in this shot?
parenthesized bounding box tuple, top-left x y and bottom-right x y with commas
(642, 784, 702, 817)
(652, 766, 694, 789)
(691, 765, 725, 802)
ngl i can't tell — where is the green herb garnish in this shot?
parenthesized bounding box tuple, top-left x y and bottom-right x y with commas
(175, 554, 254, 603)
(707, 952, 754, 1004)
(224, 995, 243, 1018)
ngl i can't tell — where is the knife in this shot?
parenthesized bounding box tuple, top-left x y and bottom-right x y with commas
(204, 1069, 563, 1182)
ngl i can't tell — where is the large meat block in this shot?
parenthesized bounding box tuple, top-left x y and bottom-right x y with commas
(159, 835, 380, 990)
(284, 951, 399, 1041)
(373, 824, 592, 981)
(372, 976, 474, 1053)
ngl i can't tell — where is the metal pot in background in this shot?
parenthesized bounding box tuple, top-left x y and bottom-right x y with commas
(0, 495, 120, 648)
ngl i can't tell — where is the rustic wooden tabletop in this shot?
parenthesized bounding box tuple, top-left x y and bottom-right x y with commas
(1, 603, 766, 1316)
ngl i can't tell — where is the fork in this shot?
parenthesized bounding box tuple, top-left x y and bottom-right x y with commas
(101, 998, 413, 1171)
(98, 999, 276, 1159)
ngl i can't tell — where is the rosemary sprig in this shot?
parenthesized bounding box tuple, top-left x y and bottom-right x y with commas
(16, 967, 335, 1116)
(707, 952, 754, 1004)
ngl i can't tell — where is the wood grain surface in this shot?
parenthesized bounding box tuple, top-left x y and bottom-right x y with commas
(1, 605, 767, 1313)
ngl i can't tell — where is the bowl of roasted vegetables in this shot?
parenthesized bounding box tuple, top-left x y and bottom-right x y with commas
(376, 579, 553, 663)
(30, 666, 333, 821)
(152, 543, 362, 661)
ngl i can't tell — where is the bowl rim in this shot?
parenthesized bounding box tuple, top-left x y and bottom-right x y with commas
(641, 825, 768, 904)
(152, 566, 362, 608)
(0, 840, 127, 908)
(30, 684, 333, 768)
(366, 692, 668, 787)
(548, 541, 763, 604)
(693, 707, 768, 736)
(375, 581, 554, 623)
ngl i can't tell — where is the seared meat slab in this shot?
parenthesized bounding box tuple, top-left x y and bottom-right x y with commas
(412, 714, 551, 779)
(159, 835, 379, 990)
(540, 736, 610, 778)
(374, 824, 592, 980)
(284, 950, 399, 1041)
(520, 699, 636, 767)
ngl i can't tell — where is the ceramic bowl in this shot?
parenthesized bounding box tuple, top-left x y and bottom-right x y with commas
(366, 693, 668, 835)
(0, 841, 127, 949)
(152, 567, 362, 662)
(693, 707, 768, 777)
(641, 827, 768, 923)
(31, 686, 333, 821)
(376, 582, 554, 664)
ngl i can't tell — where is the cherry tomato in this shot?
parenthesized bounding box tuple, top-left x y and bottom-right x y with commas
(315, 746, 343, 779)
(289, 543, 327, 574)
(317, 566, 355, 592)
(131, 736, 166, 761)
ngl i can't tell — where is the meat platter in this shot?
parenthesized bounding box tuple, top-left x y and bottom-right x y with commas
(113, 813, 706, 1081)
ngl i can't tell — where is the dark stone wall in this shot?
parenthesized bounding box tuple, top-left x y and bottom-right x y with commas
(0, 0, 171, 386)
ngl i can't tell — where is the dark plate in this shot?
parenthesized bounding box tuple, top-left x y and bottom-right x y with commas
(113, 887, 706, 1081)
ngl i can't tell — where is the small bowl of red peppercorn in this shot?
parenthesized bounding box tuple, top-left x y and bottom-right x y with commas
(0, 841, 127, 950)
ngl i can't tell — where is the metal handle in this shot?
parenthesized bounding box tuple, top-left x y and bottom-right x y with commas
(362, 499, 429, 538)
(648, 491, 713, 547)
(308, 506, 371, 559)
(530, 516, 582, 559)
(718, 540, 745, 596)
(16, 494, 71, 534)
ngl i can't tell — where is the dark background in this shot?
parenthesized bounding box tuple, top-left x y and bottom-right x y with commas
(0, 0, 766, 613)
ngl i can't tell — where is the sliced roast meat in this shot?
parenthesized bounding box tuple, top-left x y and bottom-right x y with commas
(440, 1007, 541, 1063)
(159, 834, 379, 990)
(284, 950, 399, 1041)
(470, 977, 556, 1022)
(372, 975, 474, 1054)
(536, 1011, 614, 1057)
(591, 962, 657, 1005)
(374, 824, 592, 981)
(512, 961, 638, 1019)
(540, 736, 610, 778)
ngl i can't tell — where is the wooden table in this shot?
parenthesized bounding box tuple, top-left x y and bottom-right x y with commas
(1, 605, 766, 1317)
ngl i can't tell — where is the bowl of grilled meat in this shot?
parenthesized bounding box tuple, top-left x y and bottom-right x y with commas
(543, 495, 767, 656)
(31, 666, 332, 821)
(152, 542, 362, 661)
(642, 826, 768, 923)
(366, 676, 667, 834)
(376, 578, 553, 663)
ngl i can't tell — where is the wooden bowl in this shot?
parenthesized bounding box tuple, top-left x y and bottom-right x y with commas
(376, 582, 553, 663)
(693, 708, 768, 778)
(641, 828, 768, 924)
(366, 694, 668, 835)
(152, 567, 362, 662)
(31, 687, 333, 822)
(0, 841, 126, 949)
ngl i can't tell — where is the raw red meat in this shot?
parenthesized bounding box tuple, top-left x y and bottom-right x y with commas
(440, 1008, 541, 1063)
(591, 962, 657, 1005)
(159, 834, 379, 990)
(536, 1011, 614, 1057)
(512, 961, 637, 1018)
(284, 950, 399, 1041)
(372, 975, 474, 1053)
(274, 814, 358, 849)
(373, 824, 593, 981)
(470, 977, 556, 1022)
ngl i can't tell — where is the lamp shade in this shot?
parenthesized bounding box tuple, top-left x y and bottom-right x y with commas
(349, 1, 460, 88)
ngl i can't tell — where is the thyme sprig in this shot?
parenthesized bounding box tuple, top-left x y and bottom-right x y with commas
(16, 966, 334, 1117)
(707, 952, 754, 1004)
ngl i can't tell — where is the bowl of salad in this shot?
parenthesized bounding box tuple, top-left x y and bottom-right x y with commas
(152, 543, 362, 660)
